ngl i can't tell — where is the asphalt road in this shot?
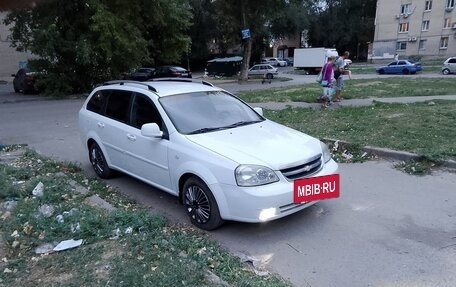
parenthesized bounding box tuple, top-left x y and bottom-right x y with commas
(1, 80, 455, 287)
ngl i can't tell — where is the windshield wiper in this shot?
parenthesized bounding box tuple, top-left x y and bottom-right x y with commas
(187, 120, 262, 134)
(223, 120, 263, 129)
(187, 127, 226, 134)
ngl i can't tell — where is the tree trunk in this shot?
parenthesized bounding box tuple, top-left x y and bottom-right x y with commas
(238, 0, 251, 82)
(239, 38, 252, 81)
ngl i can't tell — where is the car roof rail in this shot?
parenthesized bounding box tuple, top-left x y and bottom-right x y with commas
(102, 80, 158, 92)
(151, 77, 214, 87)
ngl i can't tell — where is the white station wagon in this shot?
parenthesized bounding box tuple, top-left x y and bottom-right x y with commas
(79, 79, 339, 230)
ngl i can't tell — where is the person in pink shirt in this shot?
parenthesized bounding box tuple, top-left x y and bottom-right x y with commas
(320, 56, 335, 107)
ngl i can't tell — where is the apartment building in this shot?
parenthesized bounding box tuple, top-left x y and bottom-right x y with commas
(0, 12, 33, 78)
(373, 0, 456, 60)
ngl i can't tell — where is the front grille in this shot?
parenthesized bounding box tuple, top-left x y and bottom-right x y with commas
(280, 154, 322, 180)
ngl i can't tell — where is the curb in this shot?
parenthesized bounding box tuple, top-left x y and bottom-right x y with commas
(362, 146, 421, 162)
(323, 138, 456, 169)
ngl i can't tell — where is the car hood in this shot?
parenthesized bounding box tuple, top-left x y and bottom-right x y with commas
(186, 120, 322, 170)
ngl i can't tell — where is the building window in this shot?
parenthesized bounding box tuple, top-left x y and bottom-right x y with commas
(440, 37, 449, 49)
(447, 0, 455, 8)
(444, 18, 452, 28)
(399, 22, 409, 33)
(419, 39, 427, 50)
(422, 20, 430, 31)
(400, 3, 411, 14)
(397, 41, 407, 50)
(425, 0, 432, 11)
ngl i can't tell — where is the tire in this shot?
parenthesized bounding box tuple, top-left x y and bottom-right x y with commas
(402, 69, 409, 75)
(182, 176, 224, 230)
(443, 68, 450, 75)
(89, 142, 113, 179)
(14, 85, 19, 93)
(266, 73, 273, 80)
(378, 69, 385, 74)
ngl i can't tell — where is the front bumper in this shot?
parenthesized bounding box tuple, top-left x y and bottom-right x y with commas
(212, 159, 339, 223)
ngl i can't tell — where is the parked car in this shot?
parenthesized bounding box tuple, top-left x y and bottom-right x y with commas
(79, 79, 339, 230)
(124, 68, 155, 81)
(153, 66, 192, 78)
(441, 57, 456, 75)
(376, 60, 422, 74)
(282, 57, 294, 66)
(248, 64, 278, 79)
(264, 57, 287, 67)
(12, 68, 41, 94)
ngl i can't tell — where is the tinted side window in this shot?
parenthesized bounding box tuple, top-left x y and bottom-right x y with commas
(130, 93, 162, 129)
(87, 91, 108, 114)
(398, 61, 407, 65)
(105, 90, 132, 123)
(449, 58, 456, 63)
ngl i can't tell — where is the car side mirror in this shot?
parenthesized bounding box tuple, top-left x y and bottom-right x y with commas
(141, 123, 163, 138)
(254, 107, 263, 116)
(11, 74, 16, 77)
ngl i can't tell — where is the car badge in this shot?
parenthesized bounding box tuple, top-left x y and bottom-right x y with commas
(303, 165, 311, 172)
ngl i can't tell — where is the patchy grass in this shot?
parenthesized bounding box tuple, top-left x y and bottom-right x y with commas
(264, 101, 456, 162)
(0, 148, 290, 287)
(238, 77, 456, 103)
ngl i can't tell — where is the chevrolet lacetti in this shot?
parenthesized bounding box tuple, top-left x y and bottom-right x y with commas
(78, 79, 339, 230)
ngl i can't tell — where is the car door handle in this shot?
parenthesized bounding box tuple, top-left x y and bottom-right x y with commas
(127, 134, 136, 141)
(97, 122, 105, 128)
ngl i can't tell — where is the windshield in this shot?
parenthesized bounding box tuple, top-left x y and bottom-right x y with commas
(159, 91, 264, 134)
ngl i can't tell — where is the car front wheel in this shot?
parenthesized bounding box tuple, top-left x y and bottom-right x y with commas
(443, 68, 450, 75)
(89, 142, 113, 179)
(378, 69, 385, 74)
(182, 176, 224, 230)
(266, 73, 273, 79)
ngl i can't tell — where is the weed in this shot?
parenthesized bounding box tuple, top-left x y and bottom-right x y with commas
(0, 149, 291, 287)
(264, 101, 456, 162)
(238, 78, 456, 103)
(394, 159, 439, 176)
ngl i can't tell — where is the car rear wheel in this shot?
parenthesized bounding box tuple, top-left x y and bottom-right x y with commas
(89, 142, 113, 179)
(182, 176, 224, 230)
(402, 69, 409, 75)
(443, 68, 450, 75)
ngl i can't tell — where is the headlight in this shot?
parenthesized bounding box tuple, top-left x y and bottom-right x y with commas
(235, 165, 279, 187)
(320, 141, 332, 163)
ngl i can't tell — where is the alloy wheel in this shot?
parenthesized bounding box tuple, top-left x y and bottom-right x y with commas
(184, 185, 211, 224)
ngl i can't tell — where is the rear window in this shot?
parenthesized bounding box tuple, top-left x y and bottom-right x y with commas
(138, 68, 153, 73)
(171, 67, 186, 72)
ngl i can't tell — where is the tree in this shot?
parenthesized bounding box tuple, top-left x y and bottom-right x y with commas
(0, 0, 39, 11)
(213, 0, 311, 81)
(132, 0, 192, 66)
(187, 0, 218, 69)
(307, 0, 376, 60)
(4, 0, 192, 94)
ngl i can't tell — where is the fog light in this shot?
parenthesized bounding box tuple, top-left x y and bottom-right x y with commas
(259, 208, 277, 221)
